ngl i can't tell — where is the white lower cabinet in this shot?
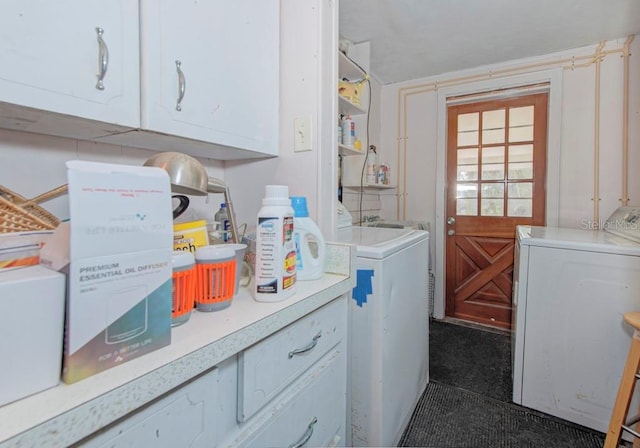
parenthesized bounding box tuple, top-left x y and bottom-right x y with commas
(220, 296, 348, 448)
(241, 349, 346, 448)
(79, 296, 348, 448)
(238, 297, 346, 422)
(81, 367, 219, 448)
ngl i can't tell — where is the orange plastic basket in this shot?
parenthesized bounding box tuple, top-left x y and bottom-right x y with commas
(172, 265, 197, 326)
(195, 259, 236, 312)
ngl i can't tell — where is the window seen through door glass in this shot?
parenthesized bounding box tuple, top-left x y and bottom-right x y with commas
(450, 93, 546, 223)
(454, 101, 541, 218)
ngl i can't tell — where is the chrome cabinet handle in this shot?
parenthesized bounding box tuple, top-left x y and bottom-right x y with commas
(175, 60, 186, 111)
(95, 27, 109, 90)
(288, 417, 318, 448)
(288, 331, 322, 359)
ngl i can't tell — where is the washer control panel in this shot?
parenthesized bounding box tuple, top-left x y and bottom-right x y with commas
(604, 206, 640, 243)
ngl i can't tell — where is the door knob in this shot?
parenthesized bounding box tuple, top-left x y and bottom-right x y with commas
(447, 229, 455, 236)
(447, 216, 455, 225)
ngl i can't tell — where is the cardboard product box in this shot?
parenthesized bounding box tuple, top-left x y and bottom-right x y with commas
(60, 161, 174, 384)
(0, 265, 65, 406)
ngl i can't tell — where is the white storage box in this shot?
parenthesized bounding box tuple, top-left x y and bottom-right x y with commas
(0, 265, 65, 406)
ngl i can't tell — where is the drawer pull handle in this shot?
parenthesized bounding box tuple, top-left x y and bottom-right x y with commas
(175, 60, 186, 111)
(288, 416, 318, 448)
(95, 27, 109, 90)
(288, 332, 322, 359)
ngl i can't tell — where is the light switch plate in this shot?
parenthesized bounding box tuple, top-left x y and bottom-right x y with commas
(294, 116, 312, 152)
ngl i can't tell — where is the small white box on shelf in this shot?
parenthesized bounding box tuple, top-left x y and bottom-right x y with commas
(0, 265, 65, 406)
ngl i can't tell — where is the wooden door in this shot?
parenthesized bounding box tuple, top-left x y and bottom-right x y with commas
(445, 93, 548, 329)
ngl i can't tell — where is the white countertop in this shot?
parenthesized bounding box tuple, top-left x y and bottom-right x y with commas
(0, 243, 354, 448)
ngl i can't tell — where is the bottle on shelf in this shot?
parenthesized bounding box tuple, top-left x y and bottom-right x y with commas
(366, 145, 378, 184)
(341, 114, 355, 146)
(378, 163, 390, 185)
(214, 203, 230, 242)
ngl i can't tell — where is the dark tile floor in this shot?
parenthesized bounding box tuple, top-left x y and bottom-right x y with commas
(398, 318, 628, 448)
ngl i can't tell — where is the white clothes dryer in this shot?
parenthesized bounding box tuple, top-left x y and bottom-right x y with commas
(513, 207, 640, 437)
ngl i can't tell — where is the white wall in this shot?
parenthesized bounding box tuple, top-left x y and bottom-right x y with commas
(0, 0, 336, 239)
(381, 35, 640, 225)
(379, 36, 640, 318)
(0, 130, 226, 223)
(224, 0, 337, 238)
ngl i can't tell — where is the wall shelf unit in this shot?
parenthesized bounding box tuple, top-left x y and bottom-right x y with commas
(338, 143, 363, 156)
(338, 47, 369, 191)
(343, 183, 397, 190)
(339, 96, 366, 116)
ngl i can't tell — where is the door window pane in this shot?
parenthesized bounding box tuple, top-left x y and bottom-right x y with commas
(508, 198, 532, 217)
(481, 182, 504, 216)
(457, 199, 478, 216)
(457, 148, 478, 180)
(509, 144, 533, 162)
(482, 109, 505, 144)
(508, 162, 533, 179)
(508, 182, 532, 198)
(509, 106, 534, 142)
(458, 113, 479, 146)
(457, 183, 478, 198)
(481, 146, 504, 180)
(482, 183, 504, 198)
(508, 145, 533, 179)
(481, 198, 504, 216)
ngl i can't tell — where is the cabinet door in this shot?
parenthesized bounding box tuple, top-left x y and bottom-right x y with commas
(140, 0, 279, 156)
(239, 349, 347, 448)
(238, 297, 347, 422)
(82, 368, 219, 448)
(0, 1, 140, 128)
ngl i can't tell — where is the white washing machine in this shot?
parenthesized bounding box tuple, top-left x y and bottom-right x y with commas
(512, 207, 640, 436)
(336, 224, 429, 447)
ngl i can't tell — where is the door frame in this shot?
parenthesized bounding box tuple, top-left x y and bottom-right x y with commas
(433, 69, 563, 320)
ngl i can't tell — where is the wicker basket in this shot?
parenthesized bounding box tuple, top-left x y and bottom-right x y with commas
(0, 184, 67, 233)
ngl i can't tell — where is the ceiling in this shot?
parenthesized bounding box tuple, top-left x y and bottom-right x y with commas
(339, 0, 640, 85)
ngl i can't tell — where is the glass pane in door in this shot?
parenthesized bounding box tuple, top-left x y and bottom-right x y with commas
(482, 109, 505, 144)
(509, 106, 534, 142)
(481, 183, 504, 216)
(458, 113, 479, 146)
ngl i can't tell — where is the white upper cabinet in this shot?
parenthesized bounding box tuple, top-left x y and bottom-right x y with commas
(137, 0, 280, 158)
(0, 1, 140, 132)
(0, 1, 279, 160)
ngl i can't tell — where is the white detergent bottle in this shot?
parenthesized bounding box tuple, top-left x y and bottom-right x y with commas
(290, 196, 326, 281)
(254, 185, 297, 302)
